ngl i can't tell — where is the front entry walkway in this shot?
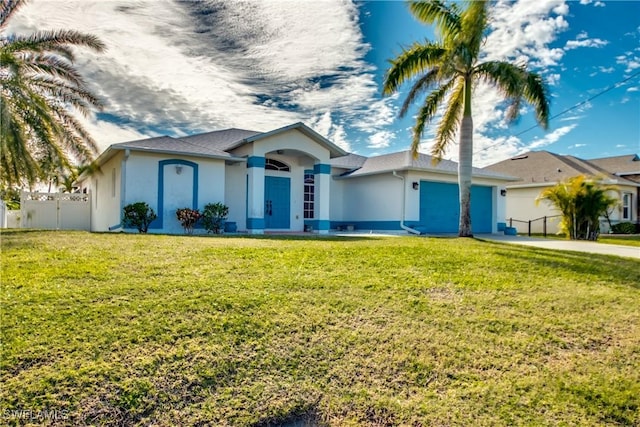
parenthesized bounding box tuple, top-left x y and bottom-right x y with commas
(478, 234, 640, 259)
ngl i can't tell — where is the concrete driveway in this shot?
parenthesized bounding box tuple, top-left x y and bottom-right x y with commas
(478, 234, 640, 259)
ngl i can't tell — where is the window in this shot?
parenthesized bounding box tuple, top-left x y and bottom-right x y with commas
(265, 158, 290, 172)
(622, 193, 632, 220)
(304, 172, 314, 219)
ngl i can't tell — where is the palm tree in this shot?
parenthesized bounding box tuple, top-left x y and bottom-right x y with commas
(0, 0, 105, 187)
(383, 1, 550, 237)
(537, 175, 619, 240)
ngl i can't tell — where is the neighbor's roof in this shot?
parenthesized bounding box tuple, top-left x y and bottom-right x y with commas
(483, 151, 640, 187)
(587, 154, 640, 176)
(336, 150, 517, 181)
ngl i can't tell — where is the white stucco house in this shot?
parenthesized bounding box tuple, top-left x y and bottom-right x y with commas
(484, 151, 640, 234)
(77, 122, 514, 235)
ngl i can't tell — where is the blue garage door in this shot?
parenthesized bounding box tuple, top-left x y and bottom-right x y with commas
(265, 176, 290, 229)
(420, 181, 493, 233)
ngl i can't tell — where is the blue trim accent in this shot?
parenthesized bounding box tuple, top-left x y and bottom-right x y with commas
(316, 220, 330, 230)
(152, 159, 199, 229)
(245, 174, 249, 226)
(304, 169, 314, 175)
(247, 217, 265, 229)
(497, 222, 506, 231)
(313, 163, 331, 175)
(304, 220, 330, 230)
(247, 156, 266, 168)
(108, 223, 122, 231)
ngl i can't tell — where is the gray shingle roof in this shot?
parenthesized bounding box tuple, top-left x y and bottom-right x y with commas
(330, 153, 368, 169)
(179, 128, 262, 151)
(483, 151, 639, 186)
(112, 135, 240, 160)
(588, 154, 640, 175)
(338, 150, 516, 180)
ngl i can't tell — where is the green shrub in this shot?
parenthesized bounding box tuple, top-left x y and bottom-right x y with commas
(122, 202, 157, 233)
(611, 222, 637, 234)
(202, 202, 229, 234)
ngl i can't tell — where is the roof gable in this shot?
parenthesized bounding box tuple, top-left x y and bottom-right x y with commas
(243, 122, 347, 158)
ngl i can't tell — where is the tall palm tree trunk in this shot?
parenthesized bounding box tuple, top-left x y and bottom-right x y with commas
(458, 77, 473, 237)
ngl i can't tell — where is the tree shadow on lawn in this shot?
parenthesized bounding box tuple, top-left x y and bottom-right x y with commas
(481, 241, 640, 290)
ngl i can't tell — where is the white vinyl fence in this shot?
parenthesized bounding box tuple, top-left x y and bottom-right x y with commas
(20, 191, 91, 230)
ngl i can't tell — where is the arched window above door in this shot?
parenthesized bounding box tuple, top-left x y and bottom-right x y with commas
(265, 158, 290, 172)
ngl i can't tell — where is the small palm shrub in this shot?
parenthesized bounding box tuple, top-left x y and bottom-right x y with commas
(536, 175, 618, 240)
(176, 208, 201, 234)
(122, 202, 157, 233)
(203, 202, 229, 234)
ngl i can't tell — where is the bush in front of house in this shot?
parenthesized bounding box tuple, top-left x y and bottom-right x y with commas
(122, 202, 157, 233)
(611, 222, 637, 234)
(202, 202, 229, 234)
(176, 208, 202, 234)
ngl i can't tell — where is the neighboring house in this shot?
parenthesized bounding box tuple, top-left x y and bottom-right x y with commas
(484, 151, 640, 234)
(77, 122, 514, 235)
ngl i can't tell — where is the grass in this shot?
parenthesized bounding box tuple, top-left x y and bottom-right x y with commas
(597, 235, 640, 247)
(1, 230, 639, 426)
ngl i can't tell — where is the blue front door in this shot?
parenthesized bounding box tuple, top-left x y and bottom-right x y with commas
(265, 176, 290, 229)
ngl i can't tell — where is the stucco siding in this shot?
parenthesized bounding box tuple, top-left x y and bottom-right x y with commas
(250, 129, 331, 162)
(342, 174, 403, 222)
(224, 162, 247, 231)
(122, 152, 226, 233)
(90, 152, 123, 232)
(506, 184, 637, 234)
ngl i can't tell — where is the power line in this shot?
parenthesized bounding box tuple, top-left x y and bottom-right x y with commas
(473, 69, 640, 155)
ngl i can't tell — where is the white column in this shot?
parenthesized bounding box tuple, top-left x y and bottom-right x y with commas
(246, 156, 265, 234)
(314, 163, 331, 234)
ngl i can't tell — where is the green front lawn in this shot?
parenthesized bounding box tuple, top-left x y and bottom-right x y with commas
(597, 235, 640, 247)
(1, 231, 639, 426)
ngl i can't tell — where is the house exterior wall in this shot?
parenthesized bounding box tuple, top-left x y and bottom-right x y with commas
(331, 171, 505, 233)
(89, 152, 123, 232)
(504, 186, 560, 234)
(505, 183, 637, 234)
(83, 151, 227, 233)
(224, 162, 247, 231)
(231, 129, 333, 233)
(340, 174, 403, 227)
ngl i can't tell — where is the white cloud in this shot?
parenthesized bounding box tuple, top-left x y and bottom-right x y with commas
(579, 0, 605, 6)
(527, 124, 577, 149)
(484, 0, 569, 67)
(627, 87, 640, 92)
(568, 143, 587, 149)
(367, 130, 396, 149)
(615, 52, 640, 73)
(7, 0, 391, 152)
(565, 38, 608, 50)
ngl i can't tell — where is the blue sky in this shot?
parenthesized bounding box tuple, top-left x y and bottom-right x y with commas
(9, 0, 640, 166)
